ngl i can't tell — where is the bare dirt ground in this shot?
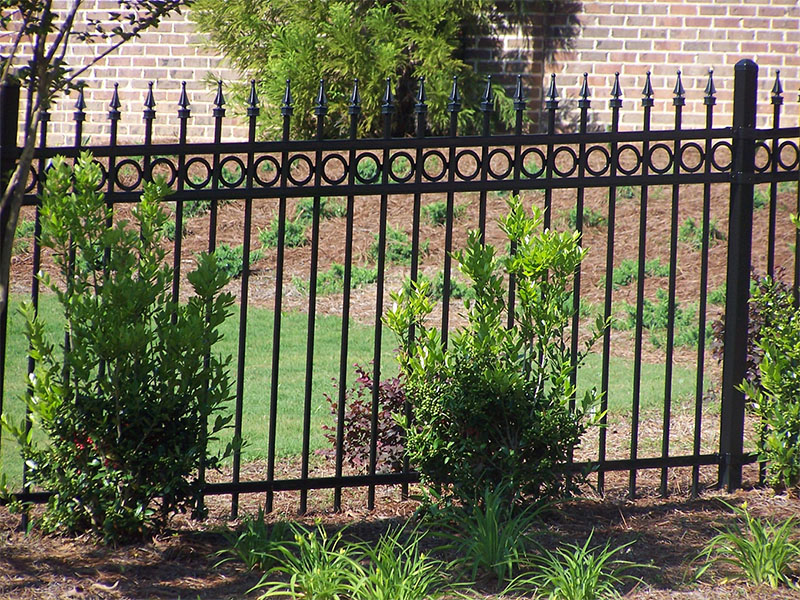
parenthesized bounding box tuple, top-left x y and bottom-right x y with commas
(4, 159, 800, 599)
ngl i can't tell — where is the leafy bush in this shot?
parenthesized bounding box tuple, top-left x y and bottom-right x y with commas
(210, 243, 263, 279)
(369, 224, 428, 266)
(710, 272, 793, 394)
(385, 197, 603, 503)
(604, 258, 669, 290)
(697, 501, 800, 588)
(216, 509, 293, 571)
(615, 289, 707, 349)
(295, 197, 347, 223)
(2, 154, 235, 541)
(357, 158, 380, 183)
(320, 364, 405, 474)
(422, 200, 466, 227)
(678, 216, 726, 250)
(739, 275, 800, 490)
(567, 206, 605, 230)
(754, 185, 769, 209)
(259, 215, 308, 248)
(191, 0, 515, 138)
(183, 198, 213, 219)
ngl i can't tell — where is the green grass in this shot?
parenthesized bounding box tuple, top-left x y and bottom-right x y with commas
(1, 293, 708, 487)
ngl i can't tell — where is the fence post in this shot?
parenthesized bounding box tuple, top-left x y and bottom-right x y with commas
(719, 59, 758, 491)
(0, 77, 21, 441)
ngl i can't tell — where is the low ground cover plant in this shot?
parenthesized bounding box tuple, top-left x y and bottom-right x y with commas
(210, 243, 263, 279)
(603, 258, 669, 290)
(696, 501, 800, 588)
(369, 224, 428, 265)
(678, 216, 726, 250)
(386, 196, 604, 504)
(295, 197, 347, 223)
(1, 153, 235, 541)
(259, 214, 308, 248)
(423, 200, 466, 226)
(295, 262, 378, 296)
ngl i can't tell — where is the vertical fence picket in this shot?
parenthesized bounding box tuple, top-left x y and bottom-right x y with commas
(691, 70, 717, 497)
(768, 72, 783, 279)
(629, 73, 654, 499)
(266, 80, 293, 513)
(507, 75, 525, 329)
(441, 77, 460, 344)
(543, 74, 558, 230)
(661, 71, 686, 497)
(231, 80, 260, 519)
(300, 80, 328, 514)
(478, 77, 492, 242)
(334, 79, 360, 510)
(598, 73, 623, 495)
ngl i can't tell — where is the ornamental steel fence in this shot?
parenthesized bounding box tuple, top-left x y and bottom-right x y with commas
(1, 58, 798, 516)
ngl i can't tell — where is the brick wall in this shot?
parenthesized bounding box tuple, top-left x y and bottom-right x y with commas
(543, 0, 800, 130)
(4, 0, 799, 144)
(4, 1, 244, 146)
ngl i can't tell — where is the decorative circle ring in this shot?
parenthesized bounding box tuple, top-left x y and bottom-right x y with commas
(552, 146, 578, 178)
(389, 152, 415, 183)
(754, 142, 771, 173)
(617, 144, 642, 176)
(455, 149, 481, 181)
(254, 155, 280, 187)
(354, 152, 381, 184)
(710, 141, 733, 172)
(679, 142, 705, 173)
(183, 157, 212, 190)
(220, 156, 247, 187)
(585, 145, 611, 177)
(320, 154, 348, 185)
(149, 157, 177, 187)
(647, 143, 674, 174)
(487, 148, 513, 180)
(422, 150, 448, 182)
(777, 141, 800, 171)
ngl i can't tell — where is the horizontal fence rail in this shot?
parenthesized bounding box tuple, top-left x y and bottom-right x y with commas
(1, 59, 798, 515)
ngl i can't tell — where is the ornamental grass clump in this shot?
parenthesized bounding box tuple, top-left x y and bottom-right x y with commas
(696, 501, 800, 588)
(2, 153, 235, 541)
(386, 196, 604, 505)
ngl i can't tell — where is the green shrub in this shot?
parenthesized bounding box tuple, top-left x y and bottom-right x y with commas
(754, 186, 769, 209)
(617, 185, 636, 200)
(739, 275, 800, 491)
(678, 216, 726, 250)
(708, 283, 726, 306)
(422, 200, 466, 227)
(259, 215, 308, 248)
(1, 154, 235, 541)
(369, 224, 428, 266)
(567, 206, 605, 230)
(216, 509, 293, 571)
(697, 501, 800, 588)
(604, 258, 669, 290)
(618, 289, 708, 349)
(191, 0, 515, 138)
(385, 196, 604, 504)
(210, 243, 263, 279)
(295, 197, 347, 223)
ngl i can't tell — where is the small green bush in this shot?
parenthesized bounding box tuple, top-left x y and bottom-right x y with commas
(678, 217, 726, 250)
(12, 218, 35, 254)
(259, 215, 308, 248)
(604, 258, 669, 290)
(386, 196, 604, 504)
(423, 200, 466, 227)
(369, 224, 428, 266)
(295, 262, 378, 296)
(2, 153, 235, 541)
(567, 206, 606, 230)
(739, 274, 800, 491)
(210, 243, 263, 279)
(754, 186, 769, 209)
(295, 197, 347, 223)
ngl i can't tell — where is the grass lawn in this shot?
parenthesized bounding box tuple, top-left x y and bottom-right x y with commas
(1, 292, 709, 488)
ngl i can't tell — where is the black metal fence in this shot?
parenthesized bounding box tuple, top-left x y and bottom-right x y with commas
(1, 59, 799, 515)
